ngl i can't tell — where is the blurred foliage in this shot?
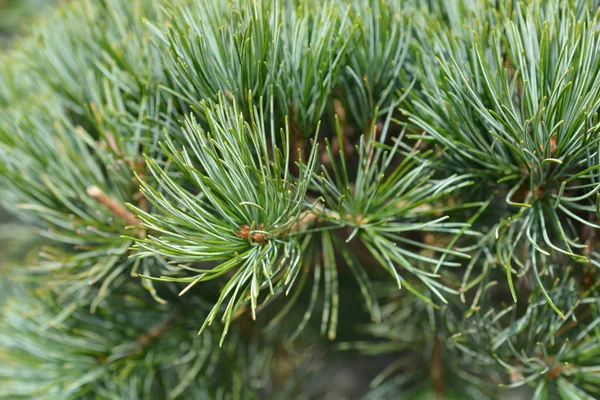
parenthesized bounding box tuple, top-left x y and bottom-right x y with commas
(0, 0, 57, 39)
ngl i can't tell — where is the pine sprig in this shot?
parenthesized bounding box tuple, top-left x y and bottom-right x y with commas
(275, 0, 355, 135)
(0, 0, 181, 307)
(0, 104, 161, 308)
(0, 282, 278, 400)
(337, 284, 500, 400)
(130, 96, 319, 342)
(315, 112, 479, 305)
(336, 0, 413, 130)
(409, 0, 600, 314)
(159, 0, 277, 108)
(452, 267, 600, 399)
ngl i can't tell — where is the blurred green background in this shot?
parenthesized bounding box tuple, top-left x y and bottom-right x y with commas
(0, 0, 56, 46)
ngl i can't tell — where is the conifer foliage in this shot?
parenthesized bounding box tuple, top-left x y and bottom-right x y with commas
(1, 0, 600, 398)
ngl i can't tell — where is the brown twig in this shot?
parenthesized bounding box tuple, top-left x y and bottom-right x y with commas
(235, 202, 345, 246)
(136, 318, 173, 346)
(289, 105, 305, 169)
(431, 338, 446, 397)
(86, 185, 140, 226)
(411, 130, 427, 153)
(290, 202, 349, 233)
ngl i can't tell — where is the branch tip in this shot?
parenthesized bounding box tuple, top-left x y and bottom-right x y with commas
(86, 185, 140, 226)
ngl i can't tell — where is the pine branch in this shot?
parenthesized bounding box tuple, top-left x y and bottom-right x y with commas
(86, 185, 140, 227)
(129, 95, 319, 341)
(0, 282, 283, 400)
(407, 0, 600, 315)
(2, 0, 600, 398)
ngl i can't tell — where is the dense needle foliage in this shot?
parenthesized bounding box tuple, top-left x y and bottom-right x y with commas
(2, 0, 600, 398)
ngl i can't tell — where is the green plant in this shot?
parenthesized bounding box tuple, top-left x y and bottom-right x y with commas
(2, 0, 600, 398)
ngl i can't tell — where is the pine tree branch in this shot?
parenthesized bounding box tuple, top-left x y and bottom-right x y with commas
(86, 186, 140, 226)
